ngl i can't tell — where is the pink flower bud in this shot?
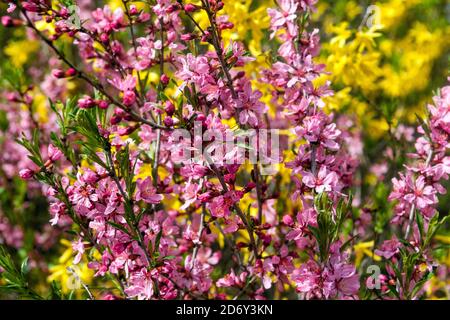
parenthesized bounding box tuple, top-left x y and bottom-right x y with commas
(129, 5, 138, 15)
(22, 2, 41, 13)
(198, 192, 212, 203)
(98, 100, 109, 109)
(123, 90, 136, 106)
(245, 181, 256, 190)
(235, 71, 246, 79)
(224, 173, 235, 184)
(1, 16, 13, 27)
(180, 33, 196, 41)
(118, 125, 137, 136)
(219, 22, 234, 30)
(78, 96, 96, 109)
(184, 4, 198, 13)
(163, 117, 174, 127)
(166, 4, 180, 13)
(164, 101, 175, 116)
(52, 69, 65, 78)
(6, 92, 20, 102)
(48, 144, 63, 162)
(110, 115, 122, 125)
(114, 108, 127, 117)
(282, 215, 294, 226)
(65, 68, 77, 77)
(160, 74, 170, 86)
(19, 169, 35, 180)
(59, 7, 69, 18)
(100, 33, 109, 43)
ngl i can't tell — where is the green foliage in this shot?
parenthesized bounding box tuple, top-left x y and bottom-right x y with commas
(0, 246, 43, 300)
(310, 193, 352, 262)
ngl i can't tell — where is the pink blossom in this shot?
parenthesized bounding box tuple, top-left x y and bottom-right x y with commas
(135, 178, 163, 204)
(302, 166, 340, 193)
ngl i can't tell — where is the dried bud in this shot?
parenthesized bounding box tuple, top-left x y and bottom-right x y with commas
(110, 115, 122, 125)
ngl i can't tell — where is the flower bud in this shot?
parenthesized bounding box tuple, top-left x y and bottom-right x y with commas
(1, 16, 13, 27)
(180, 33, 196, 41)
(282, 215, 294, 226)
(164, 101, 175, 116)
(100, 33, 109, 43)
(160, 74, 170, 86)
(66, 68, 77, 77)
(123, 90, 136, 106)
(163, 117, 174, 127)
(114, 108, 127, 117)
(59, 7, 70, 18)
(48, 144, 63, 162)
(97, 100, 109, 109)
(19, 169, 35, 180)
(118, 125, 137, 136)
(184, 4, 199, 13)
(196, 113, 206, 122)
(166, 4, 180, 13)
(78, 96, 96, 109)
(22, 2, 41, 13)
(129, 5, 138, 15)
(219, 22, 234, 30)
(224, 173, 235, 184)
(216, 2, 224, 10)
(110, 115, 122, 125)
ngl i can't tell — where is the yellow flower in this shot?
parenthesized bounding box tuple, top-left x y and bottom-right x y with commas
(4, 40, 40, 67)
(353, 241, 381, 267)
(47, 239, 94, 294)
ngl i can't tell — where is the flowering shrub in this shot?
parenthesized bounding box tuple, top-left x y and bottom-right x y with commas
(0, 0, 448, 300)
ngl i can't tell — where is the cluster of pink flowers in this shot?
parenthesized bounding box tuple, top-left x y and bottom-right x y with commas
(0, 0, 447, 301)
(389, 84, 449, 226)
(370, 84, 449, 299)
(263, 0, 359, 298)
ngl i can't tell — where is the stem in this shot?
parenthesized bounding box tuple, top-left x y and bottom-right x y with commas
(254, 164, 263, 223)
(404, 204, 416, 240)
(210, 164, 259, 260)
(152, 18, 165, 187)
(311, 143, 317, 176)
(190, 204, 206, 270)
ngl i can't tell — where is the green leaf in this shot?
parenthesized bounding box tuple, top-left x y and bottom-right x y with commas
(107, 221, 132, 236)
